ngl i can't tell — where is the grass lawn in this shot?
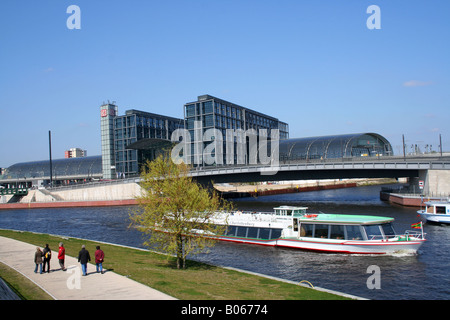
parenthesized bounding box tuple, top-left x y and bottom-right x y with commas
(0, 229, 351, 300)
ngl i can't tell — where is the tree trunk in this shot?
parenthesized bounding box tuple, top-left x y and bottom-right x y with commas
(176, 234, 184, 269)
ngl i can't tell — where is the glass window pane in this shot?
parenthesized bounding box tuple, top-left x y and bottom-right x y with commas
(258, 228, 271, 240)
(271, 229, 282, 239)
(345, 225, 363, 240)
(381, 223, 395, 237)
(364, 225, 382, 240)
(226, 226, 237, 236)
(330, 225, 345, 239)
(247, 227, 258, 239)
(300, 223, 314, 237)
(315, 224, 329, 238)
(236, 227, 247, 238)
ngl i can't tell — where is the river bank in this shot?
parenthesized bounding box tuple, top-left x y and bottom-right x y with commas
(0, 178, 397, 210)
(0, 229, 355, 300)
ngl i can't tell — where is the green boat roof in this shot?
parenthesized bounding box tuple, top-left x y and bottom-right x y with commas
(298, 213, 394, 225)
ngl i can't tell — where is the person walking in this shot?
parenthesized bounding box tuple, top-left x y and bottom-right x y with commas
(58, 242, 66, 271)
(94, 246, 105, 274)
(78, 245, 91, 276)
(42, 244, 51, 273)
(34, 247, 43, 274)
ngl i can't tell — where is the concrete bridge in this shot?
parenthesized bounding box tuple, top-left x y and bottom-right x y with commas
(190, 155, 450, 196)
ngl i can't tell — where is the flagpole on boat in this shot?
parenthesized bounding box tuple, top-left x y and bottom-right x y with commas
(421, 221, 424, 239)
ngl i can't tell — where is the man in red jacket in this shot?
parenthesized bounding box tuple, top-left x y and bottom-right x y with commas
(95, 246, 105, 274)
(58, 242, 66, 271)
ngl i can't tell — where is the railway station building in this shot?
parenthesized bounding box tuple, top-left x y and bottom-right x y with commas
(1, 95, 395, 189)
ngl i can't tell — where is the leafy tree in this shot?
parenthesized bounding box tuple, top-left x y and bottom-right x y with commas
(130, 154, 232, 269)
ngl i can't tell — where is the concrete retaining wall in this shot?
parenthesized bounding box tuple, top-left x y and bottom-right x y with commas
(15, 182, 143, 203)
(50, 183, 142, 201)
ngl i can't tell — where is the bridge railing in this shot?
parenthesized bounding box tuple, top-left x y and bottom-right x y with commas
(188, 154, 450, 173)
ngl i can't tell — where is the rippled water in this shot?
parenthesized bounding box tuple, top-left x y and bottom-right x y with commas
(1, 184, 449, 300)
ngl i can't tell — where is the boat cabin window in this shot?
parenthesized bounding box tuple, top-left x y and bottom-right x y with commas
(381, 223, 396, 237)
(436, 206, 446, 214)
(274, 207, 307, 216)
(300, 223, 314, 237)
(330, 225, 345, 239)
(364, 223, 396, 240)
(247, 227, 258, 239)
(293, 218, 298, 232)
(259, 228, 271, 239)
(364, 225, 383, 240)
(225, 226, 282, 240)
(300, 223, 364, 240)
(236, 227, 247, 237)
(314, 224, 329, 238)
(345, 225, 363, 240)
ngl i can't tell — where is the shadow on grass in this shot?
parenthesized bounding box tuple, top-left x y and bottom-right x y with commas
(164, 257, 218, 271)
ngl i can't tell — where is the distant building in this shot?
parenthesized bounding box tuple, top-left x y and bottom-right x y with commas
(65, 148, 87, 158)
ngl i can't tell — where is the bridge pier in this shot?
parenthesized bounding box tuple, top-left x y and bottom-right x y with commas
(412, 169, 450, 197)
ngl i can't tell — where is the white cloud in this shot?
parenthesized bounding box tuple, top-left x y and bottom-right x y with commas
(403, 80, 433, 87)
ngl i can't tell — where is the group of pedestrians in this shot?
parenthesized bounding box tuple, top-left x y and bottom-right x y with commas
(34, 243, 105, 276)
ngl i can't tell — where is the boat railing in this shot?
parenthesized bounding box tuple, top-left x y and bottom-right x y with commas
(367, 232, 426, 241)
(367, 235, 385, 241)
(405, 230, 426, 240)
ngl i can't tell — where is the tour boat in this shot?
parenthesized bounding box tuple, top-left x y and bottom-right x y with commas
(418, 200, 450, 224)
(209, 206, 426, 254)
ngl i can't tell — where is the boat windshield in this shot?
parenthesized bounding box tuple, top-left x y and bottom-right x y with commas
(364, 223, 396, 240)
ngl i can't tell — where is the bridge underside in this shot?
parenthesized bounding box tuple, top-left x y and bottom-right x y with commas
(194, 169, 420, 185)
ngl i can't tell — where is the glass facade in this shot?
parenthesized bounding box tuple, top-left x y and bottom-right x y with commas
(279, 133, 393, 162)
(184, 95, 289, 166)
(113, 110, 184, 177)
(100, 103, 118, 179)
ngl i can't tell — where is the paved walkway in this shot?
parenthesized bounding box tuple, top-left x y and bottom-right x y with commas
(0, 236, 176, 300)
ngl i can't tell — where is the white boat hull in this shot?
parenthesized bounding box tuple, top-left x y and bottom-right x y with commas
(418, 212, 450, 224)
(218, 235, 425, 254)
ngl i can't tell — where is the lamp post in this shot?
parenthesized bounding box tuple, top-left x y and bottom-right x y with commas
(49, 130, 53, 187)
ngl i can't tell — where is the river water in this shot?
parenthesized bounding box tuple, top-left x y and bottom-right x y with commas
(0, 184, 449, 300)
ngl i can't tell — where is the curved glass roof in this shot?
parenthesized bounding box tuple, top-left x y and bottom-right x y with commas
(1, 156, 102, 181)
(279, 133, 393, 161)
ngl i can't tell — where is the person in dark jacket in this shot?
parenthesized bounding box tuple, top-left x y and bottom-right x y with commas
(42, 244, 51, 273)
(78, 245, 91, 276)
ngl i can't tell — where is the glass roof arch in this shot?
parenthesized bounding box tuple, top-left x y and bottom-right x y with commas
(278, 133, 393, 162)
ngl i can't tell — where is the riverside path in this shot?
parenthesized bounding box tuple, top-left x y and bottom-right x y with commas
(0, 236, 176, 300)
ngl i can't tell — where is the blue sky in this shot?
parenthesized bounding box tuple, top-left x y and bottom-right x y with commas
(1, 0, 449, 167)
